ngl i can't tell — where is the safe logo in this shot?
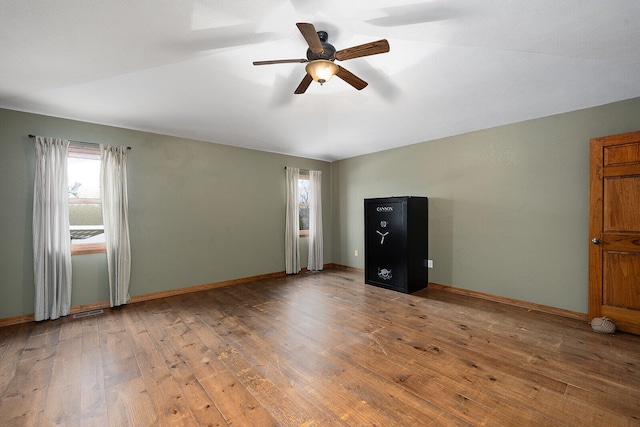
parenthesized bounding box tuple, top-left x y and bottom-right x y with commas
(378, 268, 392, 280)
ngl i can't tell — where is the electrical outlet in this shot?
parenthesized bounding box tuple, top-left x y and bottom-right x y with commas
(354, 250, 358, 256)
(427, 260, 433, 268)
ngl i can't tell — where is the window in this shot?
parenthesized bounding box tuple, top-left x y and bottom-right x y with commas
(298, 171, 310, 236)
(67, 144, 105, 255)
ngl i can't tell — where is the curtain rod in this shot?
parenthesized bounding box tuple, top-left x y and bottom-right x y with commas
(284, 166, 309, 171)
(28, 134, 131, 150)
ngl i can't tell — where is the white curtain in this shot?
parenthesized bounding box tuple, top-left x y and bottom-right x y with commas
(33, 136, 72, 321)
(307, 170, 323, 271)
(101, 145, 131, 307)
(285, 167, 300, 274)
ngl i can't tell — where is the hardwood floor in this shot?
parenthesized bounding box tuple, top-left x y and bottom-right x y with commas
(1, 269, 639, 426)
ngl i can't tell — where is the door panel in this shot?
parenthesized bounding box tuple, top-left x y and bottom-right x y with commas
(589, 131, 640, 335)
(604, 141, 640, 166)
(603, 252, 640, 310)
(603, 178, 640, 231)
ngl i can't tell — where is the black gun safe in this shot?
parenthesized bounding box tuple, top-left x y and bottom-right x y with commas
(364, 196, 428, 293)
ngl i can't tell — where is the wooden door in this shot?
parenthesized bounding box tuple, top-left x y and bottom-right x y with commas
(589, 130, 640, 335)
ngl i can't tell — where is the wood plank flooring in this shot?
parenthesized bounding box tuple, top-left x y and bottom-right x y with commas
(1, 269, 639, 426)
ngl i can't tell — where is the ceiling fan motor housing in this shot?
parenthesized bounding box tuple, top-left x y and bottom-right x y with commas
(306, 31, 336, 61)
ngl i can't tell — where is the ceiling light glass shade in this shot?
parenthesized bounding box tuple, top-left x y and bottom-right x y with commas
(305, 60, 339, 85)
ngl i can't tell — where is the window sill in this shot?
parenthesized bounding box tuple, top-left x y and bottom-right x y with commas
(72, 243, 106, 255)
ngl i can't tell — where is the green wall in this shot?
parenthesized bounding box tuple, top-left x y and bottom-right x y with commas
(331, 97, 640, 313)
(2, 97, 640, 319)
(0, 108, 332, 318)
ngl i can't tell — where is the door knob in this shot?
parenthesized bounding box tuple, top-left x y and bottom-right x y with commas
(592, 237, 601, 244)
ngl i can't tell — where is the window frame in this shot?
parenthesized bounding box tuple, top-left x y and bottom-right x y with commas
(67, 144, 106, 255)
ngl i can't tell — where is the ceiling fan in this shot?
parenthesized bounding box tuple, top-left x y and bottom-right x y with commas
(253, 22, 390, 94)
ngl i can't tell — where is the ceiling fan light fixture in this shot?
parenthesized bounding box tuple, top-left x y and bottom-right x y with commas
(305, 60, 339, 85)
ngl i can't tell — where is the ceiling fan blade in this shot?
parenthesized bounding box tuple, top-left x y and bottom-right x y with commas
(296, 22, 323, 54)
(253, 59, 308, 66)
(336, 66, 368, 91)
(294, 73, 314, 94)
(335, 39, 390, 61)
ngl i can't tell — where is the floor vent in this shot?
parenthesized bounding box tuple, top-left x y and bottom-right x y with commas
(72, 309, 104, 319)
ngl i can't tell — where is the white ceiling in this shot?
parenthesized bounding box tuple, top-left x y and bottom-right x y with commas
(2, 1, 640, 161)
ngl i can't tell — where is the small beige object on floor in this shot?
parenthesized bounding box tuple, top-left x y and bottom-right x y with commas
(591, 317, 616, 334)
